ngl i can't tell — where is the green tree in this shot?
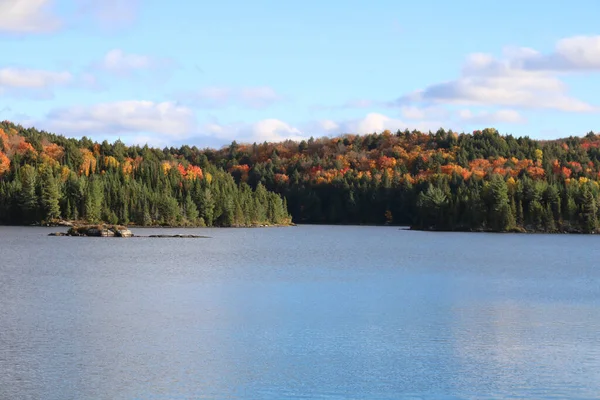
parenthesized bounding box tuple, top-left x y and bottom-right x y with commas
(40, 167, 61, 221)
(184, 193, 199, 224)
(84, 177, 103, 223)
(416, 184, 448, 230)
(18, 165, 39, 223)
(485, 175, 514, 231)
(579, 184, 598, 233)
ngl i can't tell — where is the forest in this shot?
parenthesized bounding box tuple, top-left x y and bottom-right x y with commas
(200, 127, 600, 233)
(2, 119, 600, 232)
(0, 121, 291, 227)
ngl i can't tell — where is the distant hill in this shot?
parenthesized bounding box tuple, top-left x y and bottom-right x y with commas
(2, 120, 600, 232)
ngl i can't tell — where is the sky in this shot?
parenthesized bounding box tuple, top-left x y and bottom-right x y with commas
(1, 0, 600, 149)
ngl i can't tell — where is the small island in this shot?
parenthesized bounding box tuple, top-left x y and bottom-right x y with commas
(48, 224, 209, 238)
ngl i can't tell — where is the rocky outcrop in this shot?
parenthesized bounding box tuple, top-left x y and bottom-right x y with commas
(116, 229, 133, 237)
(48, 225, 207, 238)
(58, 225, 134, 237)
(86, 228, 115, 237)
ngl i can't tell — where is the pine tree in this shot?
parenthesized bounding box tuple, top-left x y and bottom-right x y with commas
(18, 165, 38, 223)
(579, 185, 598, 233)
(200, 188, 215, 226)
(184, 193, 199, 224)
(40, 167, 61, 221)
(84, 178, 103, 223)
(486, 175, 514, 231)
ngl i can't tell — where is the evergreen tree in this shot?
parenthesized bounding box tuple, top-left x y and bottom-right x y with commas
(40, 167, 61, 221)
(579, 185, 598, 233)
(184, 193, 199, 224)
(18, 165, 38, 223)
(485, 175, 514, 231)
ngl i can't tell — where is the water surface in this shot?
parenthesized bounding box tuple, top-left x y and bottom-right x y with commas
(1, 225, 599, 399)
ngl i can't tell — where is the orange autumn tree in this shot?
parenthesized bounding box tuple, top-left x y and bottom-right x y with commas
(0, 151, 10, 176)
(43, 143, 64, 161)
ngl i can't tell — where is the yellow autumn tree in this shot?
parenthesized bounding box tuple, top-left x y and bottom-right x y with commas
(79, 148, 97, 176)
(161, 161, 172, 175)
(104, 156, 119, 169)
(535, 149, 543, 165)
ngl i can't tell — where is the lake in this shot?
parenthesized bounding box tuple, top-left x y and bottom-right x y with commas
(0, 225, 599, 399)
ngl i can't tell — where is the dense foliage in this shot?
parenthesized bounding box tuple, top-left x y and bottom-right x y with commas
(0, 121, 291, 227)
(3, 120, 600, 232)
(199, 127, 600, 233)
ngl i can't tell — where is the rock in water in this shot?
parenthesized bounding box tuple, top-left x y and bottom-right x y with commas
(116, 228, 133, 237)
(65, 225, 133, 237)
(87, 228, 115, 237)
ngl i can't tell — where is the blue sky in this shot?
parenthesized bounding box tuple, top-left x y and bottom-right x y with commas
(1, 0, 600, 148)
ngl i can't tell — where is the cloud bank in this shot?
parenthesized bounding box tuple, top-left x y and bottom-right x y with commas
(40, 101, 197, 141)
(0, 0, 61, 34)
(394, 35, 600, 113)
(0, 67, 72, 98)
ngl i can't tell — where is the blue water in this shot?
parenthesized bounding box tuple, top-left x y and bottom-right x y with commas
(1, 225, 599, 399)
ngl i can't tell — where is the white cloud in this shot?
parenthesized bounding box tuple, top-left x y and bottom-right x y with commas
(185, 108, 524, 145)
(194, 112, 426, 146)
(102, 49, 152, 71)
(0, 0, 61, 33)
(0, 67, 71, 88)
(401, 70, 593, 112)
(40, 101, 197, 139)
(396, 35, 600, 113)
(181, 86, 284, 109)
(553, 36, 600, 70)
(318, 120, 339, 131)
(251, 119, 303, 141)
(199, 118, 303, 144)
(0, 67, 72, 98)
(311, 112, 445, 137)
(354, 112, 404, 134)
(513, 36, 600, 72)
(457, 109, 525, 124)
(196, 113, 423, 146)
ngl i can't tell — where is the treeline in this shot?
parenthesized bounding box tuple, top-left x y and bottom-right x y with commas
(413, 174, 599, 233)
(3, 120, 600, 232)
(0, 121, 291, 227)
(196, 127, 600, 233)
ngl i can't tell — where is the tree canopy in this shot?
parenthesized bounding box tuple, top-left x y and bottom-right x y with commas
(2, 121, 600, 233)
(0, 121, 291, 227)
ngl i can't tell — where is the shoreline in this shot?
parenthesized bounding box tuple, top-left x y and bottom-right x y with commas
(3, 221, 598, 234)
(12, 220, 297, 229)
(409, 226, 598, 234)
